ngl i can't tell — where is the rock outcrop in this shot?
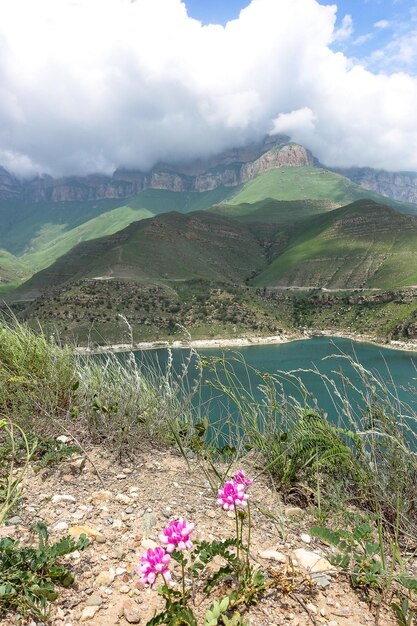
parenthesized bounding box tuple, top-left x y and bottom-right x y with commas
(332, 166, 417, 205)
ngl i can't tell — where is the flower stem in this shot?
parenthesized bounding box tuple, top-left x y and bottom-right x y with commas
(161, 574, 173, 601)
(234, 505, 240, 563)
(181, 561, 186, 606)
(246, 500, 251, 571)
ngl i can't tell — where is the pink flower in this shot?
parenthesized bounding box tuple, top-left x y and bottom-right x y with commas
(233, 470, 253, 487)
(159, 518, 195, 553)
(135, 547, 171, 587)
(217, 480, 249, 511)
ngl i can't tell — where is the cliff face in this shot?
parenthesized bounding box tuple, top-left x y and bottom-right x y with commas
(0, 166, 21, 200)
(0, 136, 314, 203)
(333, 167, 417, 205)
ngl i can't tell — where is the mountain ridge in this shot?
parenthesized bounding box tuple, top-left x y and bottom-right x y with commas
(0, 135, 315, 202)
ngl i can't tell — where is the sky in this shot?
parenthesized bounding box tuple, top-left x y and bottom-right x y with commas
(0, 0, 417, 178)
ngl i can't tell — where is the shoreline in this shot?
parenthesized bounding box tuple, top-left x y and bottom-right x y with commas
(73, 329, 417, 355)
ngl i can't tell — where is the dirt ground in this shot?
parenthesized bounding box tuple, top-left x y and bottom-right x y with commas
(1, 446, 400, 626)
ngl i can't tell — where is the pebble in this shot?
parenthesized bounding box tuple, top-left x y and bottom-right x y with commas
(292, 548, 333, 573)
(300, 533, 311, 544)
(285, 507, 304, 518)
(85, 595, 103, 607)
(119, 585, 130, 594)
(123, 600, 141, 624)
(72, 511, 86, 520)
(112, 519, 124, 530)
(311, 573, 331, 588)
(142, 512, 157, 533)
(91, 490, 112, 502)
(56, 435, 71, 443)
(52, 495, 76, 504)
(116, 493, 133, 505)
(80, 606, 99, 621)
(258, 549, 287, 563)
(125, 507, 134, 514)
(95, 569, 115, 586)
(205, 510, 216, 519)
(6, 516, 22, 526)
(53, 521, 69, 532)
(116, 473, 127, 480)
(115, 567, 127, 576)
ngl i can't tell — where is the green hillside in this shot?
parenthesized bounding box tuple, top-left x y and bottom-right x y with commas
(0, 186, 236, 283)
(0, 248, 27, 284)
(227, 167, 417, 215)
(212, 198, 338, 225)
(253, 200, 417, 289)
(15, 211, 269, 299)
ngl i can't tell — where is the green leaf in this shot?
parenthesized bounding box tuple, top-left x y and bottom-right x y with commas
(398, 576, 417, 592)
(310, 526, 343, 548)
(219, 597, 230, 613)
(352, 523, 372, 542)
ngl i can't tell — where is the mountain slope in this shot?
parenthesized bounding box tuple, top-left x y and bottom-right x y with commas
(253, 200, 417, 289)
(15, 211, 270, 299)
(226, 167, 417, 215)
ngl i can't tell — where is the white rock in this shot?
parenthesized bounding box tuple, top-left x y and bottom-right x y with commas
(53, 521, 69, 532)
(292, 548, 333, 573)
(80, 606, 99, 621)
(116, 493, 133, 505)
(300, 533, 312, 544)
(91, 490, 112, 502)
(115, 567, 127, 576)
(258, 549, 287, 563)
(56, 435, 71, 443)
(95, 568, 115, 586)
(52, 495, 76, 504)
(112, 519, 123, 530)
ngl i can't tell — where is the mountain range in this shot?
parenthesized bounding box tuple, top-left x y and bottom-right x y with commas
(1, 134, 417, 345)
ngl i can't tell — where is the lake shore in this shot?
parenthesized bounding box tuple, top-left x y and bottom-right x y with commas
(73, 329, 417, 354)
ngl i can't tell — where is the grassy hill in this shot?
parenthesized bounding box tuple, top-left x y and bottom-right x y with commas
(212, 198, 339, 225)
(14, 211, 270, 300)
(0, 187, 237, 282)
(226, 167, 417, 215)
(253, 200, 417, 289)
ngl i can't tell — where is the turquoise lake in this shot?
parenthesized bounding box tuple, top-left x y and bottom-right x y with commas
(134, 337, 417, 441)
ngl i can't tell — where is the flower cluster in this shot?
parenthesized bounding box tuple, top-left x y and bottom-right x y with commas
(136, 547, 171, 587)
(136, 518, 194, 587)
(159, 518, 195, 553)
(217, 470, 253, 511)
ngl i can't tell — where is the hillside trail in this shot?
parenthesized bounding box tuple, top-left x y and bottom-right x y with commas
(3, 447, 397, 626)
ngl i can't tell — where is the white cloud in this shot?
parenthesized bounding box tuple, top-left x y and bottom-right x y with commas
(374, 19, 390, 30)
(333, 14, 354, 42)
(0, 0, 417, 176)
(271, 108, 317, 143)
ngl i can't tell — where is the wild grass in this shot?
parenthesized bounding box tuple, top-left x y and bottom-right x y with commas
(0, 317, 202, 457)
(202, 353, 417, 542)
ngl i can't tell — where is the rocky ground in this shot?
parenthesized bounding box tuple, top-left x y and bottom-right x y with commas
(1, 446, 399, 626)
